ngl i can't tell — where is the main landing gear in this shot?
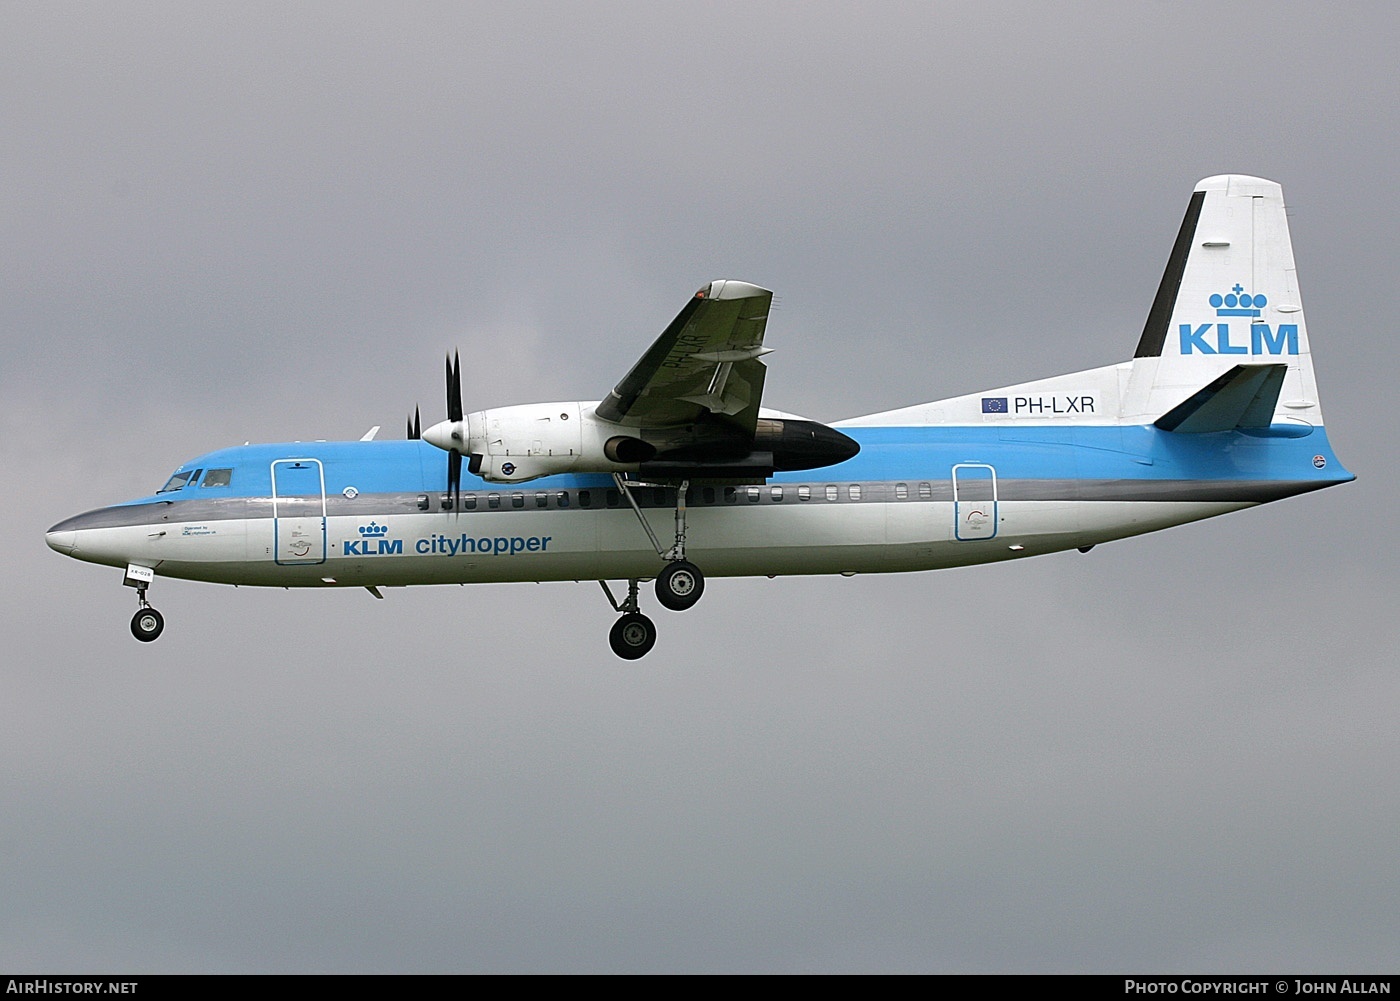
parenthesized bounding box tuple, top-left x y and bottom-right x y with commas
(599, 579, 656, 659)
(655, 559, 703, 611)
(613, 474, 707, 611)
(600, 476, 711, 659)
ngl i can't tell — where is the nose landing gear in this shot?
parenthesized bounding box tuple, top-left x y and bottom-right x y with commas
(124, 563, 164, 642)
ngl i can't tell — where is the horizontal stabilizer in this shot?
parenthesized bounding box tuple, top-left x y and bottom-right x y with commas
(1154, 363, 1287, 433)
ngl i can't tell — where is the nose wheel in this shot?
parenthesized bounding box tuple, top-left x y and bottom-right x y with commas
(131, 605, 165, 642)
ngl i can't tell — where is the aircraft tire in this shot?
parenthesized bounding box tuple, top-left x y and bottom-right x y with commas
(131, 607, 165, 642)
(609, 612, 656, 660)
(655, 560, 704, 611)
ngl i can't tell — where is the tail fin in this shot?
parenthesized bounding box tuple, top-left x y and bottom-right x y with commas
(1125, 175, 1323, 430)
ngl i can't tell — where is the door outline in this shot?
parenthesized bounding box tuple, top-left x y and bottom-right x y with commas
(271, 458, 327, 565)
(952, 462, 998, 541)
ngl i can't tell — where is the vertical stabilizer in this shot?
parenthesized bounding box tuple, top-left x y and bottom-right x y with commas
(1125, 176, 1322, 429)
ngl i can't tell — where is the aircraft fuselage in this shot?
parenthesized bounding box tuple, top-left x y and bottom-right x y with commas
(47, 418, 1349, 589)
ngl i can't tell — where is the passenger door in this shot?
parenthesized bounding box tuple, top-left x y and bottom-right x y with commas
(952, 463, 997, 541)
(271, 459, 327, 565)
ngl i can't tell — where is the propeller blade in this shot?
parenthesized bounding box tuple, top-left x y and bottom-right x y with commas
(447, 451, 462, 510)
(446, 351, 463, 423)
(407, 406, 422, 440)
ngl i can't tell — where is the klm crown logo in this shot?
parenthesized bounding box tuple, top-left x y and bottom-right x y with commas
(1211, 284, 1266, 318)
(1179, 281, 1297, 357)
(346, 521, 402, 556)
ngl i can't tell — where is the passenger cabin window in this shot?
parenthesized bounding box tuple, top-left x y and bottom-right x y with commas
(825, 485, 838, 502)
(746, 487, 760, 503)
(798, 486, 810, 501)
(556, 491, 570, 508)
(512, 492, 525, 508)
(919, 481, 933, 500)
(771, 486, 784, 502)
(201, 468, 233, 488)
(578, 490, 592, 508)
(895, 483, 908, 500)
(724, 487, 737, 504)
(464, 495, 478, 510)
(849, 484, 862, 501)
(702, 487, 716, 504)
(488, 493, 501, 509)
(535, 492, 548, 508)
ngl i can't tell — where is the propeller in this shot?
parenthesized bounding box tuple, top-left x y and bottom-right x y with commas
(420, 351, 470, 509)
(445, 351, 463, 509)
(447, 350, 463, 423)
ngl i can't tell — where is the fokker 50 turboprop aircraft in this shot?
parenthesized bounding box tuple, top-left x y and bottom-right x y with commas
(47, 176, 1353, 658)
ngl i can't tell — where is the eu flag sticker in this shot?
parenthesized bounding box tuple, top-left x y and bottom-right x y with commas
(982, 397, 1008, 414)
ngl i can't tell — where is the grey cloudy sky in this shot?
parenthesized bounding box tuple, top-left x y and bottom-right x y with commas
(3, 1, 1396, 973)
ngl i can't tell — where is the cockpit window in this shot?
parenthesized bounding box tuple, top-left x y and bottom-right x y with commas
(158, 470, 196, 493)
(201, 468, 233, 488)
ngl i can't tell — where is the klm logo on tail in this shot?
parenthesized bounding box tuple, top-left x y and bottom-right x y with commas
(1180, 285, 1298, 356)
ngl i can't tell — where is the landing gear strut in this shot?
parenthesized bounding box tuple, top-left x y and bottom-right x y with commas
(612, 474, 707, 612)
(599, 579, 656, 659)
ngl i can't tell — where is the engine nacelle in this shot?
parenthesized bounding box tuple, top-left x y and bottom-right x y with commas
(463, 402, 590, 482)
(463, 403, 659, 482)
(432, 402, 859, 483)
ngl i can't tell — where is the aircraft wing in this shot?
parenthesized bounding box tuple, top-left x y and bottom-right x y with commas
(594, 280, 773, 433)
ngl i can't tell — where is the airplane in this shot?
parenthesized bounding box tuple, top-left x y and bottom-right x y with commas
(45, 175, 1354, 659)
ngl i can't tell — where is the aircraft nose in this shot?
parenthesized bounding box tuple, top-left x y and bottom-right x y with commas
(46, 526, 78, 555)
(46, 510, 100, 557)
